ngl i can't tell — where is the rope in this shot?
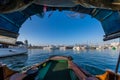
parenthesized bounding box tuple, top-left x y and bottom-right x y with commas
(100, 11, 113, 21)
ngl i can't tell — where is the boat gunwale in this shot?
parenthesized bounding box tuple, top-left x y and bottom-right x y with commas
(3, 55, 99, 80)
(22, 55, 95, 80)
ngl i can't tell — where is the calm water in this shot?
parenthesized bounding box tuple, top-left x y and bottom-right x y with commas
(0, 49, 120, 75)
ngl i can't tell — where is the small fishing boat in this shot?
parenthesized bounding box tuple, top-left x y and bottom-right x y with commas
(0, 55, 120, 80)
(1, 1, 120, 80)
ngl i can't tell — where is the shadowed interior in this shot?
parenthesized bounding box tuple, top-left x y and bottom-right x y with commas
(36, 60, 78, 80)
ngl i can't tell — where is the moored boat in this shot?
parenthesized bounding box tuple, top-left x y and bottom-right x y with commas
(0, 55, 120, 80)
(0, 47, 28, 58)
(0, 41, 28, 58)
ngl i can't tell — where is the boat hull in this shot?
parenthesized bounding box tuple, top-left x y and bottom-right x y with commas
(0, 48, 28, 58)
(10, 56, 98, 80)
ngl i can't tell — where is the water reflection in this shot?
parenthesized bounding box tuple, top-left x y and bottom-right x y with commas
(0, 49, 119, 75)
(73, 50, 88, 54)
(81, 64, 105, 75)
(0, 54, 28, 71)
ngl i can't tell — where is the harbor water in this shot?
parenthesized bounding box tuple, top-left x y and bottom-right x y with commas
(0, 49, 120, 75)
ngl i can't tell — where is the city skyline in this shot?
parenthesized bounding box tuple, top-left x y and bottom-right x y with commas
(18, 11, 116, 45)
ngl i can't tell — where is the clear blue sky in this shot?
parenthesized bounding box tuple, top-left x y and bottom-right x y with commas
(18, 11, 105, 45)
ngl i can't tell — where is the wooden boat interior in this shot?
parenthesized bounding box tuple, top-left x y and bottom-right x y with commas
(0, 56, 120, 80)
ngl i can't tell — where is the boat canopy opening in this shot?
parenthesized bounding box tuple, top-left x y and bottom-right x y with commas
(0, 4, 120, 44)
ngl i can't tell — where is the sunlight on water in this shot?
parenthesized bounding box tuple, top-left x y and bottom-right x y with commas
(0, 49, 119, 75)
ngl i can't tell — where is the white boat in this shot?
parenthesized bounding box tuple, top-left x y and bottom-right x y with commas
(0, 41, 28, 58)
(73, 45, 81, 51)
(59, 46, 66, 51)
(43, 45, 57, 50)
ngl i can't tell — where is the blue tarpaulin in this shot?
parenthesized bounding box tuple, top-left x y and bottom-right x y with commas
(90, 9, 120, 41)
(0, 4, 44, 34)
(0, 4, 120, 44)
(0, 4, 44, 44)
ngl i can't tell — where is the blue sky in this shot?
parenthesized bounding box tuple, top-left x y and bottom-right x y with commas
(18, 11, 105, 45)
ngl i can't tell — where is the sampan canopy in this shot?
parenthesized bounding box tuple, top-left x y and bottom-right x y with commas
(0, 4, 120, 44)
(1, 0, 120, 13)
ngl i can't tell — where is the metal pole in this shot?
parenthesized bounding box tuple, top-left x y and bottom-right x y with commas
(115, 52, 120, 73)
(115, 38, 120, 73)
